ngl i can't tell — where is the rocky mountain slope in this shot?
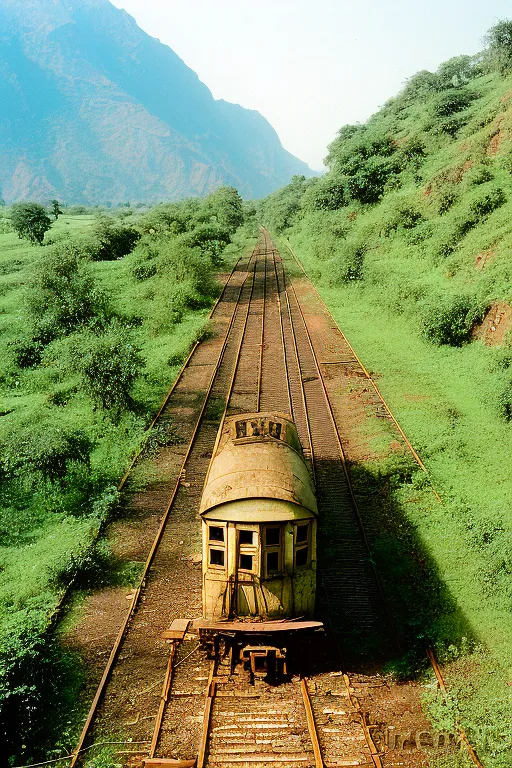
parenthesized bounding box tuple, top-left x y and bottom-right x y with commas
(0, 0, 314, 203)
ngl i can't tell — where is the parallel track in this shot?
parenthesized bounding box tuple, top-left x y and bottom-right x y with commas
(64, 229, 483, 768)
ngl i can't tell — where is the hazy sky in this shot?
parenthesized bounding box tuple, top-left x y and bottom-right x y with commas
(111, 0, 511, 170)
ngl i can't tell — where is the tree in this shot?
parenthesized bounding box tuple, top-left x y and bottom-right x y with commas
(27, 247, 111, 341)
(50, 199, 62, 220)
(10, 202, 52, 244)
(484, 20, 512, 74)
(201, 187, 244, 234)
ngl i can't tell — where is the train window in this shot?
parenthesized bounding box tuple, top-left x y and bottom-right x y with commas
(295, 523, 310, 569)
(269, 421, 282, 439)
(209, 548, 225, 567)
(263, 525, 282, 577)
(296, 524, 309, 544)
(250, 420, 263, 436)
(239, 529, 254, 545)
(295, 547, 308, 567)
(239, 554, 253, 571)
(235, 420, 247, 438)
(266, 551, 280, 573)
(209, 526, 224, 542)
(265, 527, 280, 546)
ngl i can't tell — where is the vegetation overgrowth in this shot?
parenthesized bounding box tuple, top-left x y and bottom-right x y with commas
(260, 22, 512, 767)
(0, 188, 255, 762)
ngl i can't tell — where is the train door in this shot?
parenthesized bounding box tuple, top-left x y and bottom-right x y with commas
(229, 525, 260, 617)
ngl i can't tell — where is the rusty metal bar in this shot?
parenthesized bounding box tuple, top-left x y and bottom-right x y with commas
(196, 660, 217, 768)
(300, 678, 324, 768)
(148, 642, 177, 759)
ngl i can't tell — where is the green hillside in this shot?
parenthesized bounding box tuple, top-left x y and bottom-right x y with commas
(261, 23, 512, 766)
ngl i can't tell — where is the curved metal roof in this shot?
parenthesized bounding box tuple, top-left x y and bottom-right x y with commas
(200, 412, 317, 516)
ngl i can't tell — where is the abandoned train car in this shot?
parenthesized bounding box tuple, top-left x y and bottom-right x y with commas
(199, 412, 318, 622)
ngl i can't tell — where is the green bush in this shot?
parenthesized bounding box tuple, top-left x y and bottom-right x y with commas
(431, 88, 475, 118)
(422, 295, 485, 346)
(325, 241, 366, 283)
(484, 20, 512, 74)
(71, 329, 144, 413)
(9, 338, 44, 368)
(132, 261, 157, 281)
(10, 202, 52, 245)
(91, 216, 140, 261)
(1, 426, 92, 483)
(27, 249, 112, 342)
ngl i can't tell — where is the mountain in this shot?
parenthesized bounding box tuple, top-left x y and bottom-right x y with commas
(0, 0, 315, 204)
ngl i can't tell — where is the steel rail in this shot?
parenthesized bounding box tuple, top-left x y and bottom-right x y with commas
(426, 648, 484, 768)
(270, 245, 293, 418)
(300, 678, 325, 768)
(69, 248, 259, 768)
(256, 236, 267, 412)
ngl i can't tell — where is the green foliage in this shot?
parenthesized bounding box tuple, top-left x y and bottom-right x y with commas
(10, 202, 52, 245)
(260, 175, 310, 232)
(26, 249, 111, 342)
(422, 295, 485, 346)
(326, 241, 366, 283)
(1, 426, 92, 483)
(91, 215, 140, 261)
(484, 19, 512, 74)
(431, 88, 475, 118)
(184, 223, 231, 265)
(50, 200, 62, 221)
(71, 329, 144, 413)
(200, 186, 244, 234)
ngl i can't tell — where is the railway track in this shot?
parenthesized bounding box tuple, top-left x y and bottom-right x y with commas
(61, 230, 482, 768)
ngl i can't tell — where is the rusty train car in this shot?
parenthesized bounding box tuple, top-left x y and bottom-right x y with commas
(195, 412, 323, 674)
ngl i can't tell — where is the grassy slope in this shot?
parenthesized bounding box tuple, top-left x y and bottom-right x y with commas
(265, 65, 512, 765)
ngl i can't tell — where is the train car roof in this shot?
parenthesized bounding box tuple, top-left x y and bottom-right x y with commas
(200, 412, 317, 516)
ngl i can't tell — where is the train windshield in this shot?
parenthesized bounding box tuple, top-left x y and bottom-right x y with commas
(235, 418, 282, 440)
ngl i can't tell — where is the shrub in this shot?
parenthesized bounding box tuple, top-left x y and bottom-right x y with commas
(325, 241, 366, 283)
(72, 329, 144, 413)
(27, 249, 111, 342)
(184, 223, 231, 265)
(91, 216, 141, 261)
(345, 155, 398, 205)
(1, 426, 92, 483)
(200, 186, 244, 234)
(9, 338, 44, 368)
(469, 187, 506, 218)
(431, 89, 474, 118)
(422, 295, 484, 346)
(132, 262, 157, 281)
(302, 176, 347, 211)
(483, 20, 512, 74)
